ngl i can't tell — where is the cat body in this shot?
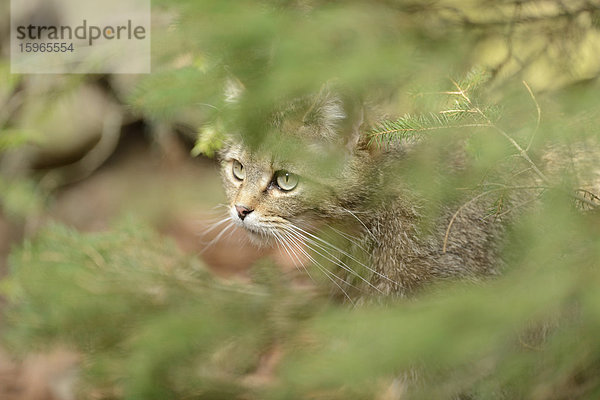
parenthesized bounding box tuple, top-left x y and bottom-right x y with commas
(219, 90, 506, 298)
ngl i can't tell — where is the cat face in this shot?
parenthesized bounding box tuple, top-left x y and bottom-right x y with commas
(218, 86, 364, 245)
(220, 139, 339, 245)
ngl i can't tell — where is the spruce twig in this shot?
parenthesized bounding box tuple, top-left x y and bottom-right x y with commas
(449, 79, 599, 210)
(383, 74, 600, 253)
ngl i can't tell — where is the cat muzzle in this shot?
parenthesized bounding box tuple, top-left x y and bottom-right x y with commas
(235, 205, 254, 221)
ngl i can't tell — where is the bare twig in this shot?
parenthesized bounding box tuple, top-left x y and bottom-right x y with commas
(443, 186, 547, 253)
(450, 79, 599, 210)
(522, 80, 541, 152)
(443, 189, 500, 254)
(575, 189, 600, 210)
(491, 192, 546, 220)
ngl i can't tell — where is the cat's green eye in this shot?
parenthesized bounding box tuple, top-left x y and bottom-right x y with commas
(275, 170, 299, 191)
(232, 160, 245, 180)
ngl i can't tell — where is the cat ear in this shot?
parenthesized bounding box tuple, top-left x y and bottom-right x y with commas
(302, 83, 346, 142)
(303, 84, 371, 152)
(224, 76, 245, 104)
(345, 102, 365, 152)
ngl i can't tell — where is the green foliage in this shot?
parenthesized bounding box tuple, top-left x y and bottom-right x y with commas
(0, 130, 30, 153)
(136, 0, 473, 145)
(0, 177, 45, 221)
(368, 67, 498, 147)
(281, 203, 600, 399)
(2, 0, 600, 399)
(2, 207, 600, 399)
(2, 223, 317, 399)
(192, 123, 226, 158)
(128, 67, 216, 123)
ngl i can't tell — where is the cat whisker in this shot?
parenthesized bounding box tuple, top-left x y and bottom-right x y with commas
(342, 207, 378, 243)
(293, 220, 369, 256)
(224, 223, 239, 241)
(201, 216, 234, 236)
(288, 238, 361, 293)
(211, 203, 230, 211)
(326, 225, 369, 254)
(298, 240, 380, 295)
(271, 229, 284, 252)
(279, 230, 356, 304)
(271, 221, 360, 291)
(199, 219, 235, 253)
(272, 230, 309, 277)
(196, 204, 234, 227)
(287, 229, 361, 297)
(286, 223, 397, 287)
(277, 230, 343, 298)
(283, 225, 382, 294)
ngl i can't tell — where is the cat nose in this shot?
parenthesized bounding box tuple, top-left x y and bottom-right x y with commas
(235, 205, 254, 220)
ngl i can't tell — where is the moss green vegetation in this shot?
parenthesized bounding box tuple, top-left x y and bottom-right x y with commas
(2, 0, 600, 399)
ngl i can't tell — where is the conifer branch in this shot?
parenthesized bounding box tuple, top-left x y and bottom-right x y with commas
(373, 74, 599, 211)
(368, 67, 494, 146)
(368, 112, 490, 145)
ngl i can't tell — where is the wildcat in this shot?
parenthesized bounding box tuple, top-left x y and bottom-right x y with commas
(218, 87, 509, 299)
